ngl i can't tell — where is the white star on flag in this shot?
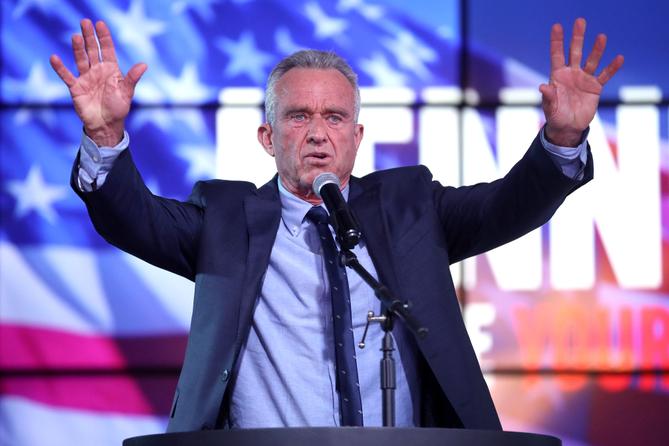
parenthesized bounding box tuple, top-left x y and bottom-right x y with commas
(217, 31, 275, 84)
(131, 109, 207, 134)
(177, 145, 217, 181)
(304, 2, 348, 40)
(107, 0, 166, 58)
(336, 0, 384, 20)
(171, 0, 218, 22)
(133, 77, 165, 103)
(359, 52, 408, 86)
(6, 165, 68, 224)
(382, 31, 437, 81)
(159, 63, 212, 103)
(14, 108, 57, 128)
(275, 28, 306, 55)
(3, 63, 69, 102)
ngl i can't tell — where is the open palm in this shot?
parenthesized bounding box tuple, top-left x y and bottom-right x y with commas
(50, 19, 146, 147)
(69, 61, 134, 132)
(540, 19, 623, 147)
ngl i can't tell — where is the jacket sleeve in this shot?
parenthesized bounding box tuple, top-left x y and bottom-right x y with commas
(71, 147, 204, 281)
(432, 132, 593, 264)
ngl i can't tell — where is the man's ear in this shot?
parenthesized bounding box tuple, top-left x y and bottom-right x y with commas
(257, 123, 275, 156)
(354, 123, 364, 151)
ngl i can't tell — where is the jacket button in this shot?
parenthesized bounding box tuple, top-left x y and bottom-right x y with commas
(221, 369, 230, 381)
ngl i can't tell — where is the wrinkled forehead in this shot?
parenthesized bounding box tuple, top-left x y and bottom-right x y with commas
(274, 68, 357, 110)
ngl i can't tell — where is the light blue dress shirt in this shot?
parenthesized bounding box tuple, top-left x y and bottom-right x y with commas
(228, 179, 414, 427)
(76, 127, 587, 426)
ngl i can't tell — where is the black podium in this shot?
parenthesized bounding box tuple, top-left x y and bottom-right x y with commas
(124, 427, 561, 446)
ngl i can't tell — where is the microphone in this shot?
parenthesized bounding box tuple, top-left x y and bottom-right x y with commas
(312, 172, 361, 249)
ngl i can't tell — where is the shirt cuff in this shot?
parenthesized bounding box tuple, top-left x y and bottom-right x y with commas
(77, 130, 129, 192)
(540, 126, 589, 180)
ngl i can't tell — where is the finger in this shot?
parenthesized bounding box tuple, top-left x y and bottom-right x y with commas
(597, 54, 624, 85)
(583, 33, 606, 75)
(72, 34, 89, 75)
(80, 18, 101, 65)
(49, 54, 77, 88)
(95, 20, 118, 65)
(549, 23, 566, 74)
(124, 63, 148, 94)
(569, 17, 586, 67)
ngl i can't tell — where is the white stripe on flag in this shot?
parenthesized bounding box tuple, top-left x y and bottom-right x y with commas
(0, 242, 193, 335)
(0, 243, 97, 333)
(0, 396, 166, 446)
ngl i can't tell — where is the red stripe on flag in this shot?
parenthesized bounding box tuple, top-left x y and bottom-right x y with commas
(0, 324, 187, 369)
(0, 375, 177, 415)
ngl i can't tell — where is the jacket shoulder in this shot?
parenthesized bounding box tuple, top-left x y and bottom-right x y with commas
(361, 164, 433, 184)
(188, 179, 259, 208)
(357, 165, 434, 205)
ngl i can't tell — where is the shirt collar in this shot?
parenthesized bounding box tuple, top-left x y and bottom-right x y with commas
(278, 176, 350, 237)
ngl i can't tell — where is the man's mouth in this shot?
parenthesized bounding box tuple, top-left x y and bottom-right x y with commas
(305, 152, 331, 164)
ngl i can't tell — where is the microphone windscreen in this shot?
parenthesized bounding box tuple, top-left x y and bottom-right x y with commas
(312, 172, 340, 198)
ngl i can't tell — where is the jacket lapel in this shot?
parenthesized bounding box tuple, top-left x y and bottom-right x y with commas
(236, 178, 282, 340)
(348, 178, 401, 296)
(348, 176, 429, 425)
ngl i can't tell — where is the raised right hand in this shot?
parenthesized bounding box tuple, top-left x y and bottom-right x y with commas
(50, 19, 146, 147)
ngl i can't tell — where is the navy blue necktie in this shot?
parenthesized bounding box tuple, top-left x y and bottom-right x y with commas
(306, 206, 364, 426)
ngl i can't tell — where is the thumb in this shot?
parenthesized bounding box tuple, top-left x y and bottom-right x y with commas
(538, 83, 555, 103)
(539, 83, 558, 116)
(125, 63, 147, 90)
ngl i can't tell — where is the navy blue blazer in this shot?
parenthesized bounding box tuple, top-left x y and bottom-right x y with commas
(72, 133, 592, 432)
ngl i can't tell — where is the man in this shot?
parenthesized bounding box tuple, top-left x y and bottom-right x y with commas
(50, 18, 622, 431)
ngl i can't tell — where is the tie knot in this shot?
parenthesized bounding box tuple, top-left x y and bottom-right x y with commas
(306, 206, 329, 225)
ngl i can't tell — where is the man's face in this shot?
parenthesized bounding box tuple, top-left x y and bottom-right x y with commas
(258, 68, 364, 202)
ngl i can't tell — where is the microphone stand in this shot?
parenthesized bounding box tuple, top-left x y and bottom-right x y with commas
(338, 248, 428, 427)
(312, 172, 427, 426)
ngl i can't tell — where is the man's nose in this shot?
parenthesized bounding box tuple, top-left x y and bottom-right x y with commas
(306, 115, 327, 145)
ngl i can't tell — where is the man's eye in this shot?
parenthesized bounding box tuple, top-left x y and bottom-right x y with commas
(292, 114, 306, 122)
(327, 115, 342, 124)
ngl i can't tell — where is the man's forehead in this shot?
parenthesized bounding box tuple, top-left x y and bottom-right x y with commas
(274, 68, 356, 107)
(276, 68, 352, 92)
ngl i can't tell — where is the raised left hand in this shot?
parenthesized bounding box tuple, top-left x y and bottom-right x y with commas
(540, 18, 624, 147)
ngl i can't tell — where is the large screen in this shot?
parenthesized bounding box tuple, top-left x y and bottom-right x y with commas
(1, 1, 667, 445)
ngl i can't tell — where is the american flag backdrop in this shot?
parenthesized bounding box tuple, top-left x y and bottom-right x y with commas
(1, 1, 668, 445)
